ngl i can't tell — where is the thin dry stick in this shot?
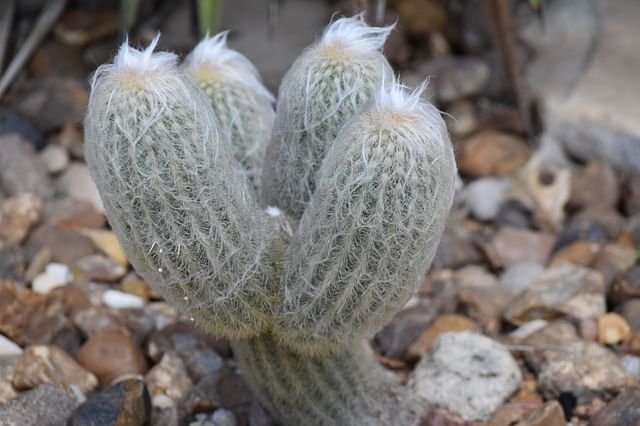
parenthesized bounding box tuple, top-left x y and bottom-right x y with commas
(0, 0, 67, 99)
(0, 0, 16, 73)
(484, 0, 533, 139)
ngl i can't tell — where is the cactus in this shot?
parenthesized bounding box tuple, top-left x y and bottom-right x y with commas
(85, 16, 456, 426)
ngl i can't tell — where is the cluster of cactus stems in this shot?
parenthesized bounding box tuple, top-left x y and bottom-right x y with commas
(85, 16, 456, 426)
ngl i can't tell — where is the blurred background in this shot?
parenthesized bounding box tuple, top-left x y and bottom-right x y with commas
(0, 1, 639, 425)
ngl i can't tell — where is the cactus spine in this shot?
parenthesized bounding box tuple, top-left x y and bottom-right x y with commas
(85, 17, 456, 426)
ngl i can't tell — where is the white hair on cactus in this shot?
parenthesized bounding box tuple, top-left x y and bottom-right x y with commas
(184, 31, 274, 103)
(374, 77, 426, 114)
(320, 14, 394, 54)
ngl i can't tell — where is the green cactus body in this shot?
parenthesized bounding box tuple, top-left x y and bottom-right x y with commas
(274, 83, 457, 353)
(84, 37, 274, 339)
(231, 332, 422, 426)
(261, 16, 394, 219)
(85, 17, 457, 426)
(184, 32, 275, 189)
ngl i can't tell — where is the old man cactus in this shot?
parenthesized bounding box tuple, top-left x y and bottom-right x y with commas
(85, 16, 456, 426)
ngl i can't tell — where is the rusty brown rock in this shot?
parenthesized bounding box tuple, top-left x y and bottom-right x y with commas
(459, 131, 530, 177)
(77, 330, 147, 385)
(570, 161, 619, 209)
(408, 314, 479, 360)
(548, 240, 600, 268)
(516, 401, 565, 426)
(486, 227, 555, 267)
(0, 194, 43, 246)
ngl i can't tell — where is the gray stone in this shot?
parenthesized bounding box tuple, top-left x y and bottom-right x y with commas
(39, 144, 70, 174)
(499, 261, 545, 296)
(0, 134, 52, 199)
(410, 331, 522, 421)
(212, 408, 238, 426)
(57, 163, 104, 213)
(0, 383, 80, 425)
(462, 177, 511, 221)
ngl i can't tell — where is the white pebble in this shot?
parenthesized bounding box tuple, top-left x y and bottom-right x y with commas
(40, 144, 69, 174)
(102, 289, 145, 309)
(0, 334, 23, 356)
(211, 408, 237, 426)
(32, 262, 72, 294)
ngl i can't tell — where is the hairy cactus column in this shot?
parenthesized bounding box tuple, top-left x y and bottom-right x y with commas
(184, 32, 275, 189)
(84, 38, 274, 338)
(262, 16, 394, 218)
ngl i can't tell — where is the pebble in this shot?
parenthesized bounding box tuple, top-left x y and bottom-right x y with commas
(598, 313, 631, 345)
(523, 320, 580, 371)
(587, 387, 640, 426)
(0, 110, 44, 148)
(0, 356, 18, 404)
(40, 144, 70, 174)
(211, 408, 238, 426)
(536, 341, 636, 402)
(570, 161, 619, 209)
(179, 374, 223, 419)
(459, 130, 530, 177)
(32, 262, 73, 294)
(77, 330, 148, 384)
(72, 306, 131, 338)
(57, 162, 104, 213)
(0, 193, 43, 246)
(407, 314, 479, 360)
(485, 226, 555, 267)
(498, 261, 545, 296)
(617, 298, 640, 331)
(77, 254, 126, 282)
(622, 355, 640, 377)
(0, 383, 80, 425)
(593, 243, 638, 290)
(549, 240, 600, 268)
(445, 101, 478, 136)
(410, 331, 522, 421)
(68, 378, 151, 426)
(0, 245, 27, 282)
(420, 408, 465, 426)
(81, 229, 128, 266)
(12, 344, 98, 393)
(27, 224, 95, 264)
(0, 134, 52, 198)
(462, 177, 511, 221)
(43, 198, 105, 229)
(410, 56, 490, 103)
(374, 300, 438, 358)
(517, 400, 565, 426)
(0, 334, 23, 356)
(145, 351, 193, 408)
(102, 289, 145, 309)
(506, 264, 606, 325)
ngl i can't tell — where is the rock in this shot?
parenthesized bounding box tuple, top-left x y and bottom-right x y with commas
(145, 303, 180, 331)
(485, 227, 555, 267)
(523, 320, 580, 371)
(410, 331, 522, 421)
(81, 229, 128, 266)
(375, 300, 438, 358)
(573, 206, 626, 239)
(457, 285, 513, 332)
(57, 163, 104, 213)
(0, 334, 22, 356)
(487, 404, 528, 426)
(55, 123, 85, 159)
(516, 401, 565, 426)
(28, 40, 87, 80)
(17, 78, 88, 132)
(394, 0, 446, 35)
(72, 306, 130, 338)
(506, 265, 606, 325)
(579, 318, 599, 341)
(0, 134, 52, 198)
(54, 9, 119, 47)
(570, 161, 619, 208)
(410, 57, 489, 103)
(554, 220, 608, 252)
(148, 322, 227, 382)
(459, 131, 530, 177)
(0, 193, 43, 246)
(0, 356, 18, 404)
(77, 330, 148, 384)
(513, 158, 571, 231)
(445, 101, 478, 136)
(0, 281, 71, 346)
(622, 355, 640, 377)
(212, 408, 238, 426)
(77, 255, 126, 282)
(593, 243, 638, 290)
(32, 262, 73, 294)
(0, 110, 44, 148)
(0, 246, 27, 283)
(612, 266, 640, 307)
(407, 314, 479, 361)
(495, 199, 533, 229)
(27, 224, 95, 264)
(537, 341, 636, 402)
(43, 198, 105, 229)
(24, 247, 51, 282)
(0, 383, 80, 425)
(419, 408, 465, 426)
(617, 299, 640, 331)
(498, 261, 545, 296)
(118, 308, 156, 345)
(625, 174, 640, 215)
(40, 144, 70, 174)
(549, 240, 600, 268)
(68, 378, 151, 426)
(12, 344, 97, 392)
(462, 177, 511, 221)
(179, 374, 223, 419)
(508, 319, 549, 342)
(121, 273, 154, 302)
(102, 289, 145, 309)
(588, 387, 640, 426)
(146, 351, 193, 409)
(598, 313, 632, 345)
